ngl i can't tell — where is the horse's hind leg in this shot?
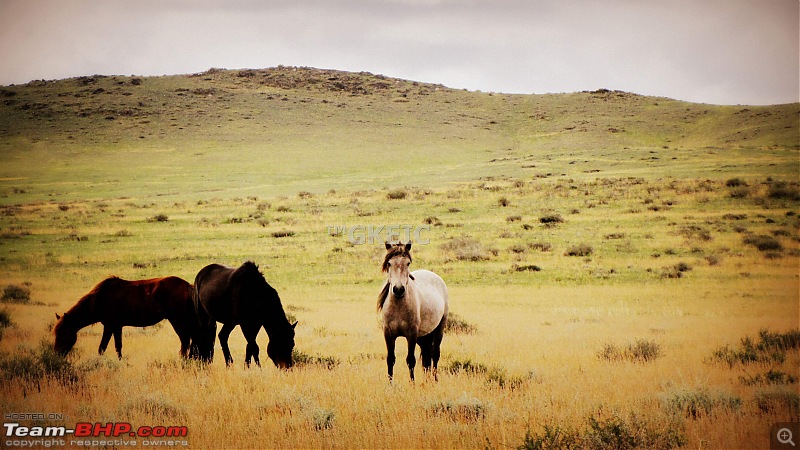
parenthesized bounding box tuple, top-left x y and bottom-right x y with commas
(218, 323, 236, 367)
(113, 327, 123, 359)
(431, 317, 447, 382)
(167, 318, 192, 358)
(98, 326, 113, 356)
(417, 333, 434, 378)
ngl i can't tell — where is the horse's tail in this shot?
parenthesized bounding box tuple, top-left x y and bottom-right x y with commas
(189, 278, 215, 363)
(377, 282, 390, 312)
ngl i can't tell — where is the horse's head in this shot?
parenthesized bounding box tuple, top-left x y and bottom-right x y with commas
(267, 321, 297, 369)
(53, 312, 77, 355)
(383, 241, 414, 299)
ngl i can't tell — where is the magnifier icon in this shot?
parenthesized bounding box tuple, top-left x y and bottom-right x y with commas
(778, 428, 796, 446)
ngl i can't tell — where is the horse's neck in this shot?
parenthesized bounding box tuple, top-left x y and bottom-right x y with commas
(261, 303, 290, 335)
(66, 297, 100, 330)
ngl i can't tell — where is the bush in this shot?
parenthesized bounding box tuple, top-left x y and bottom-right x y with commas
(0, 340, 82, 385)
(768, 181, 800, 200)
(498, 197, 510, 207)
(291, 349, 340, 370)
(429, 394, 487, 422)
(271, 230, 295, 238)
(445, 312, 477, 335)
(539, 214, 563, 224)
(726, 177, 747, 187)
(518, 425, 579, 450)
(664, 389, 742, 419)
(743, 234, 783, 252)
(599, 339, 662, 363)
(441, 237, 496, 261)
(711, 329, 800, 368)
(2, 285, 30, 304)
(0, 308, 11, 340)
(147, 213, 169, 222)
(386, 189, 407, 200)
(565, 244, 593, 257)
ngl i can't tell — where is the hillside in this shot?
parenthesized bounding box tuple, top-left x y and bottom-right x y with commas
(0, 66, 797, 203)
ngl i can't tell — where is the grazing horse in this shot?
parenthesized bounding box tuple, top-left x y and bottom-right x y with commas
(378, 242, 449, 381)
(53, 276, 197, 358)
(193, 261, 296, 368)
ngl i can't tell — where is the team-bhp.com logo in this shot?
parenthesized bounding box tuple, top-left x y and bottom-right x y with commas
(4, 422, 188, 447)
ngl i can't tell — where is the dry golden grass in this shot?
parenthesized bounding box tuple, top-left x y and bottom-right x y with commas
(1, 275, 797, 448)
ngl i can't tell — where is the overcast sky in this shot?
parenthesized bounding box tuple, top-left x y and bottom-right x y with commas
(0, 0, 797, 105)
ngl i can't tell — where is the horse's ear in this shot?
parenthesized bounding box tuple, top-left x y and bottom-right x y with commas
(405, 241, 412, 252)
(409, 274, 415, 281)
(385, 241, 393, 250)
(55, 313, 61, 320)
(291, 321, 298, 329)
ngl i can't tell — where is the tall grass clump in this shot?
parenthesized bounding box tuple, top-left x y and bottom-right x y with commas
(0, 307, 12, 340)
(664, 389, 742, 419)
(291, 349, 340, 370)
(444, 312, 478, 334)
(429, 393, 487, 422)
(742, 234, 783, 252)
(0, 340, 82, 386)
(441, 237, 496, 261)
(598, 339, 662, 363)
(2, 284, 31, 304)
(711, 329, 800, 368)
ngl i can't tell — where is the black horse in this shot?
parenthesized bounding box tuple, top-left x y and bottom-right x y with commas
(192, 262, 296, 368)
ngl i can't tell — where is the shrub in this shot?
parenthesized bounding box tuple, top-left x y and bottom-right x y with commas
(0, 308, 11, 340)
(768, 181, 800, 200)
(291, 349, 340, 370)
(445, 312, 477, 335)
(271, 230, 295, 238)
(513, 264, 542, 272)
(664, 389, 742, 419)
(598, 339, 662, 363)
(386, 189, 407, 200)
(506, 215, 522, 222)
(429, 394, 487, 422)
(517, 425, 579, 450)
(441, 237, 495, 261)
(539, 214, 563, 225)
(711, 329, 800, 368)
(743, 234, 783, 252)
(147, 213, 169, 222)
(754, 390, 800, 415)
(529, 242, 552, 252)
(729, 187, 750, 198)
(311, 408, 336, 430)
(565, 244, 593, 257)
(124, 394, 186, 421)
(2, 284, 30, 304)
(725, 177, 747, 187)
(423, 216, 442, 226)
(0, 340, 82, 385)
(498, 197, 510, 207)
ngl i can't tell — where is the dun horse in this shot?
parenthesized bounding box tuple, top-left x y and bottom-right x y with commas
(53, 276, 197, 358)
(378, 242, 449, 381)
(193, 261, 296, 368)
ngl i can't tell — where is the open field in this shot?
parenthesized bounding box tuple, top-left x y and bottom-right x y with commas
(0, 68, 798, 448)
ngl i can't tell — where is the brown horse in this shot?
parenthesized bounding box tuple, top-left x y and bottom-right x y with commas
(193, 261, 296, 368)
(54, 276, 197, 358)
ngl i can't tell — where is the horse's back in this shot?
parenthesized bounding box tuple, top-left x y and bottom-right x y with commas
(411, 269, 449, 336)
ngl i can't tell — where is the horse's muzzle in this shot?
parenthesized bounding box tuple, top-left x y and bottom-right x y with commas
(392, 285, 406, 298)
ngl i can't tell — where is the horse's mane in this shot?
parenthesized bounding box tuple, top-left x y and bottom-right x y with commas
(233, 261, 291, 330)
(382, 244, 411, 273)
(377, 282, 390, 312)
(55, 276, 121, 333)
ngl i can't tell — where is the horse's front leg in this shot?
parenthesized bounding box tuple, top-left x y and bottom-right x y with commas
(384, 332, 396, 382)
(406, 335, 417, 382)
(241, 323, 261, 368)
(98, 326, 113, 355)
(218, 323, 236, 367)
(113, 327, 123, 359)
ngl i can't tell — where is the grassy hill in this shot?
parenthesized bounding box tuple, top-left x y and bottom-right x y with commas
(1, 66, 797, 203)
